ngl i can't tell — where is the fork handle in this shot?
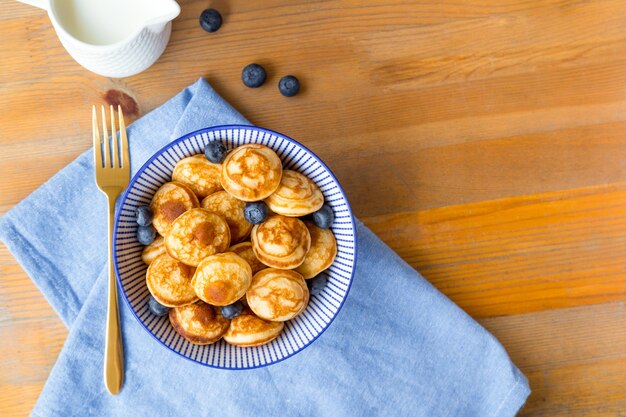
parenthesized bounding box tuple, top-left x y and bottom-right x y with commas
(104, 193, 124, 394)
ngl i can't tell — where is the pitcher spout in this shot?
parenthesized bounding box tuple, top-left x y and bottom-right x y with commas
(144, 0, 180, 34)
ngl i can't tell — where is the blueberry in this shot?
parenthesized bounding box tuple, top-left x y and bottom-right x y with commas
(199, 8, 222, 33)
(312, 204, 334, 229)
(147, 295, 169, 316)
(308, 274, 327, 296)
(278, 75, 300, 97)
(242, 64, 267, 88)
(137, 225, 156, 245)
(221, 301, 244, 319)
(135, 205, 153, 227)
(204, 141, 227, 163)
(244, 201, 269, 225)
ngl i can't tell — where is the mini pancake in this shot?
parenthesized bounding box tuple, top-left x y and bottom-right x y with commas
(229, 242, 266, 275)
(141, 235, 166, 265)
(172, 155, 222, 199)
(165, 208, 231, 267)
(251, 215, 311, 269)
(201, 191, 252, 243)
(247, 268, 309, 321)
(150, 182, 200, 235)
(146, 253, 198, 307)
(223, 308, 284, 347)
(295, 222, 337, 279)
(265, 170, 324, 217)
(169, 301, 230, 345)
(192, 252, 252, 306)
(220, 144, 282, 201)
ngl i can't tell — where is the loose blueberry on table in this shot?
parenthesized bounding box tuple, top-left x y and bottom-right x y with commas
(135, 205, 153, 227)
(137, 224, 156, 245)
(242, 63, 267, 88)
(308, 274, 327, 296)
(244, 201, 269, 224)
(204, 141, 227, 163)
(221, 301, 244, 319)
(199, 8, 222, 33)
(147, 295, 169, 316)
(278, 75, 300, 97)
(312, 204, 334, 229)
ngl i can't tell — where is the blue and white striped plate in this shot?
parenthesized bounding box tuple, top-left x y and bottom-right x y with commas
(113, 125, 357, 369)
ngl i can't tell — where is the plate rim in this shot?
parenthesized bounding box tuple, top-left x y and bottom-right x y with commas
(113, 124, 358, 369)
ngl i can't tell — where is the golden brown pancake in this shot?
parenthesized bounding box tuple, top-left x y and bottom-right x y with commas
(192, 252, 252, 306)
(229, 242, 266, 275)
(223, 308, 284, 347)
(150, 182, 200, 235)
(146, 253, 198, 307)
(201, 191, 252, 243)
(220, 144, 282, 201)
(251, 215, 311, 269)
(164, 208, 231, 267)
(141, 235, 166, 265)
(295, 222, 337, 279)
(246, 268, 309, 321)
(265, 170, 324, 217)
(169, 301, 230, 345)
(171, 154, 222, 199)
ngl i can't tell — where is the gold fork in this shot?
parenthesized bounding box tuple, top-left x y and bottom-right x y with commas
(93, 105, 129, 395)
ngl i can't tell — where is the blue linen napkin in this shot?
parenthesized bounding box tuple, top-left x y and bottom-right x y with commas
(0, 78, 530, 417)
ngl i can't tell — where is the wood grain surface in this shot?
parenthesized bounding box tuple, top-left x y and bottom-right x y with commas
(1, 0, 625, 415)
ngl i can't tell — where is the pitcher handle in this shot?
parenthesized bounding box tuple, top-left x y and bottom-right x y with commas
(16, 0, 48, 10)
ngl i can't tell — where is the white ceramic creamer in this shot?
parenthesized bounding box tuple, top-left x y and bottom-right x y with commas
(17, 0, 180, 78)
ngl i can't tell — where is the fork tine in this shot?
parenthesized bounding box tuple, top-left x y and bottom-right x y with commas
(101, 106, 110, 167)
(92, 106, 103, 168)
(110, 105, 119, 168)
(118, 105, 129, 168)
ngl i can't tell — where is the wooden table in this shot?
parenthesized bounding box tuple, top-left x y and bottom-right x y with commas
(1, 0, 625, 415)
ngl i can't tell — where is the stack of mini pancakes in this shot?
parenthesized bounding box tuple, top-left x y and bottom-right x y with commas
(141, 144, 337, 347)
